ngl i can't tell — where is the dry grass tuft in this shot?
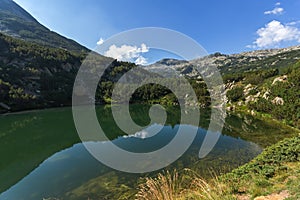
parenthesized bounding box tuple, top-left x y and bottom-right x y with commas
(136, 169, 236, 200)
(135, 169, 184, 200)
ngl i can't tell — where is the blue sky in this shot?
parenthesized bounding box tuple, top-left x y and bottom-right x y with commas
(13, 0, 300, 63)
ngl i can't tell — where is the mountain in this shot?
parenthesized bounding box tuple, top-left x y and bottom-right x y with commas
(145, 46, 300, 128)
(0, 0, 88, 53)
(1, 28, 299, 113)
(145, 46, 300, 78)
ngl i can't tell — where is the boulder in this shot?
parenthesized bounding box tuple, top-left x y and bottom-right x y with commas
(272, 97, 284, 105)
(272, 75, 288, 85)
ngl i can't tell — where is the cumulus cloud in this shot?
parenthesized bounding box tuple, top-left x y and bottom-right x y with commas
(104, 43, 149, 65)
(135, 56, 148, 65)
(248, 20, 300, 48)
(264, 2, 284, 15)
(97, 38, 104, 45)
(264, 7, 284, 15)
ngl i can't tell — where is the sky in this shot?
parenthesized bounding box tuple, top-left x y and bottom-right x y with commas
(12, 0, 300, 64)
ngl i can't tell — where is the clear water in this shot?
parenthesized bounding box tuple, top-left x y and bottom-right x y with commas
(0, 105, 294, 200)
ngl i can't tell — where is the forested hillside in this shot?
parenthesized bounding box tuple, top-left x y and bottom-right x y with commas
(0, 33, 85, 112)
(1, 33, 205, 112)
(1, 31, 300, 121)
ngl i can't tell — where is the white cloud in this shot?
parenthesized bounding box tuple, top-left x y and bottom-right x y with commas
(97, 38, 104, 45)
(248, 20, 300, 48)
(264, 7, 284, 15)
(135, 56, 148, 65)
(122, 124, 163, 139)
(275, 2, 281, 6)
(287, 21, 300, 26)
(246, 44, 256, 49)
(104, 43, 149, 65)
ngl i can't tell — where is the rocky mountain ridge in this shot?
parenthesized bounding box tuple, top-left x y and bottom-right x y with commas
(145, 45, 300, 78)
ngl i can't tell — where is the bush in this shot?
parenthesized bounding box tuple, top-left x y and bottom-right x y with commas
(227, 87, 244, 102)
(248, 97, 274, 113)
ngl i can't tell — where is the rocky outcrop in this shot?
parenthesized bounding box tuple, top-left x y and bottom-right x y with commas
(272, 75, 288, 85)
(244, 84, 254, 96)
(263, 90, 270, 100)
(272, 97, 284, 105)
(245, 95, 257, 104)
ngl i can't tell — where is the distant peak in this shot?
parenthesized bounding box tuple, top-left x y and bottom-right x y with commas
(155, 58, 188, 66)
(0, 0, 87, 53)
(0, 0, 37, 22)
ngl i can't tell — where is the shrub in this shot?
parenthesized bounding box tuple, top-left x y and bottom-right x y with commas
(227, 87, 244, 102)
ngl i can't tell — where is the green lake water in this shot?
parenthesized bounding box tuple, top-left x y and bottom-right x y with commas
(0, 105, 295, 200)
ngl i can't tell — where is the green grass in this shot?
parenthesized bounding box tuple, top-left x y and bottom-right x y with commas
(221, 135, 300, 196)
(136, 135, 300, 200)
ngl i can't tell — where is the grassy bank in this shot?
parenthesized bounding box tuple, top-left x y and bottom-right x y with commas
(136, 135, 300, 200)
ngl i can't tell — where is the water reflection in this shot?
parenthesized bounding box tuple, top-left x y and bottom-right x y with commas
(0, 123, 262, 200)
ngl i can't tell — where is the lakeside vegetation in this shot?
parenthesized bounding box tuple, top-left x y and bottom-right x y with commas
(136, 135, 300, 200)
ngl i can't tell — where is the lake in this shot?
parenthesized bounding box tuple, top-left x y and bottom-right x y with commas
(0, 105, 295, 200)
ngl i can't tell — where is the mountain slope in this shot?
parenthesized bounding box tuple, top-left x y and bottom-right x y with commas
(225, 59, 300, 129)
(0, 0, 36, 22)
(0, 0, 88, 53)
(0, 33, 85, 111)
(0, 33, 156, 112)
(145, 46, 300, 130)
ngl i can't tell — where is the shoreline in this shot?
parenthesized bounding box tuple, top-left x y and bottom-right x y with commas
(231, 107, 300, 134)
(0, 105, 72, 116)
